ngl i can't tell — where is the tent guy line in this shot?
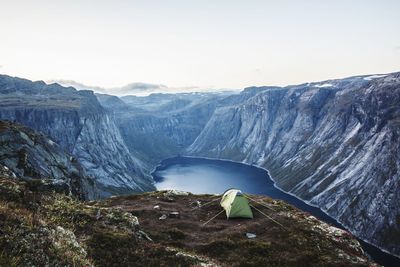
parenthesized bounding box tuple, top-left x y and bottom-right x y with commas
(200, 188, 286, 229)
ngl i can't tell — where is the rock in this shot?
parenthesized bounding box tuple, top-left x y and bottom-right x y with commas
(0, 120, 96, 200)
(164, 190, 190, 197)
(95, 210, 102, 220)
(190, 200, 202, 208)
(246, 233, 257, 239)
(169, 211, 180, 218)
(163, 196, 175, 202)
(153, 205, 160, 210)
(159, 214, 167, 220)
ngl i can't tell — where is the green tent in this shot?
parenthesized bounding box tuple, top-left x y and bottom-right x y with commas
(220, 189, 253, 219)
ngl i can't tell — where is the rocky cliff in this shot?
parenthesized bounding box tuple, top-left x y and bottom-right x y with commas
(188, 73, 400, 256)
(108, 93, 229, 167)
(0, 120, 96, 199)
(0, 75, 154, 197)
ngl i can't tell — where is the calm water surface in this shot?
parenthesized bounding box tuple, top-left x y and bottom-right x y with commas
(152, 156, 400, 267)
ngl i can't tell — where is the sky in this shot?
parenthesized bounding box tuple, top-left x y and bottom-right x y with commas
(0, 0, 399, 90)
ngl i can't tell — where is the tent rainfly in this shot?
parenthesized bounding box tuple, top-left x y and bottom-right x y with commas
(220, 189, 253, 219)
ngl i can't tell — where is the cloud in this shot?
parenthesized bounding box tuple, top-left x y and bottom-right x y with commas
(49, 79, 211, 96)
(395, 46, 400, 51)
(47, 80, 107, 93)
(117, 82, 168, 95)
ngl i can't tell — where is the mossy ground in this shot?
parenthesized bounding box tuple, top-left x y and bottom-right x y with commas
(0, 170, 378, 266)
(99, 191, 378, 267)
(0, 173, 197, 266)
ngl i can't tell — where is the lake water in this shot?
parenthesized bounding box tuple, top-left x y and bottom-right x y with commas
(152, 156, 400, 267)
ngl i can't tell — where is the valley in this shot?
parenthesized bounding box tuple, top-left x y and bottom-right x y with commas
(0, 72, 399, 262)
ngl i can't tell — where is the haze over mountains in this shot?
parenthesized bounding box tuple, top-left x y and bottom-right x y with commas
(0, 72, 399, 259)
(48, 79, 236, 96)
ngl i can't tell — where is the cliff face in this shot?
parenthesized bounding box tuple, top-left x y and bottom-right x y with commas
(0, 120, 96, 199)
(110, 93, 227, 167)
(188, 73, 400, 256)
(0, 75, 154, 197)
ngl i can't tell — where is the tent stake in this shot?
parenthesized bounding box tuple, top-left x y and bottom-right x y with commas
(202, 210, 225, 226)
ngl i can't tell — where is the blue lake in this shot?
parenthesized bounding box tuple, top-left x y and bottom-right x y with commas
(153, 156, 400, 267)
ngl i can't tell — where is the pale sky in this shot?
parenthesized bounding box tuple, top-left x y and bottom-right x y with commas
(1, 0, 399, 90)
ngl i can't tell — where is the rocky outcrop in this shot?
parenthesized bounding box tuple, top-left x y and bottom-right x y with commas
(0, 75, 154, 197)
(188, 73, 400, 256)
(0, 120, 96, 199)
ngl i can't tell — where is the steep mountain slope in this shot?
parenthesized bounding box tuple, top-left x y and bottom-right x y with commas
(0, 120, 96, 199)
(188, 73, 400, 256)
(0, 75, 154, 197)
(108, 93, 231, 167)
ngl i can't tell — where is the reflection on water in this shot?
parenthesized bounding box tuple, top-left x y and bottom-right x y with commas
(154, 160, 269, 194)
(152, 156, 400, 267)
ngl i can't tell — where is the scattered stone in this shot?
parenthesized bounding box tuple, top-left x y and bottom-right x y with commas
(159, 214, 168, 220)
(246, 233, 257, 239)
(169, 211, 180, 218)
(164, 189, 189, 197)
(190, 200, 202, 208)
(166, 247, 219, 266)
(165, 197, 175, 202)
(95, 209, 102, 220)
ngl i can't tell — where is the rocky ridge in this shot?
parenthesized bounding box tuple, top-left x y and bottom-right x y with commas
(0, 75, 154, 197)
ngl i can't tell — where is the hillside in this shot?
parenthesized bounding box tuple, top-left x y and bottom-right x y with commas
(0, 166, 378, 266)
(0, 120, 96, 199)
(0, 75, 154, 197)
(187, 73, 400, 256)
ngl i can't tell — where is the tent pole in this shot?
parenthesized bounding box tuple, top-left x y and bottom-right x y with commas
(202, 210, 225, 226)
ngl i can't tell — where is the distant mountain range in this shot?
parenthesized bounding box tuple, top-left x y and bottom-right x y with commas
(48, 79, 237, 96)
